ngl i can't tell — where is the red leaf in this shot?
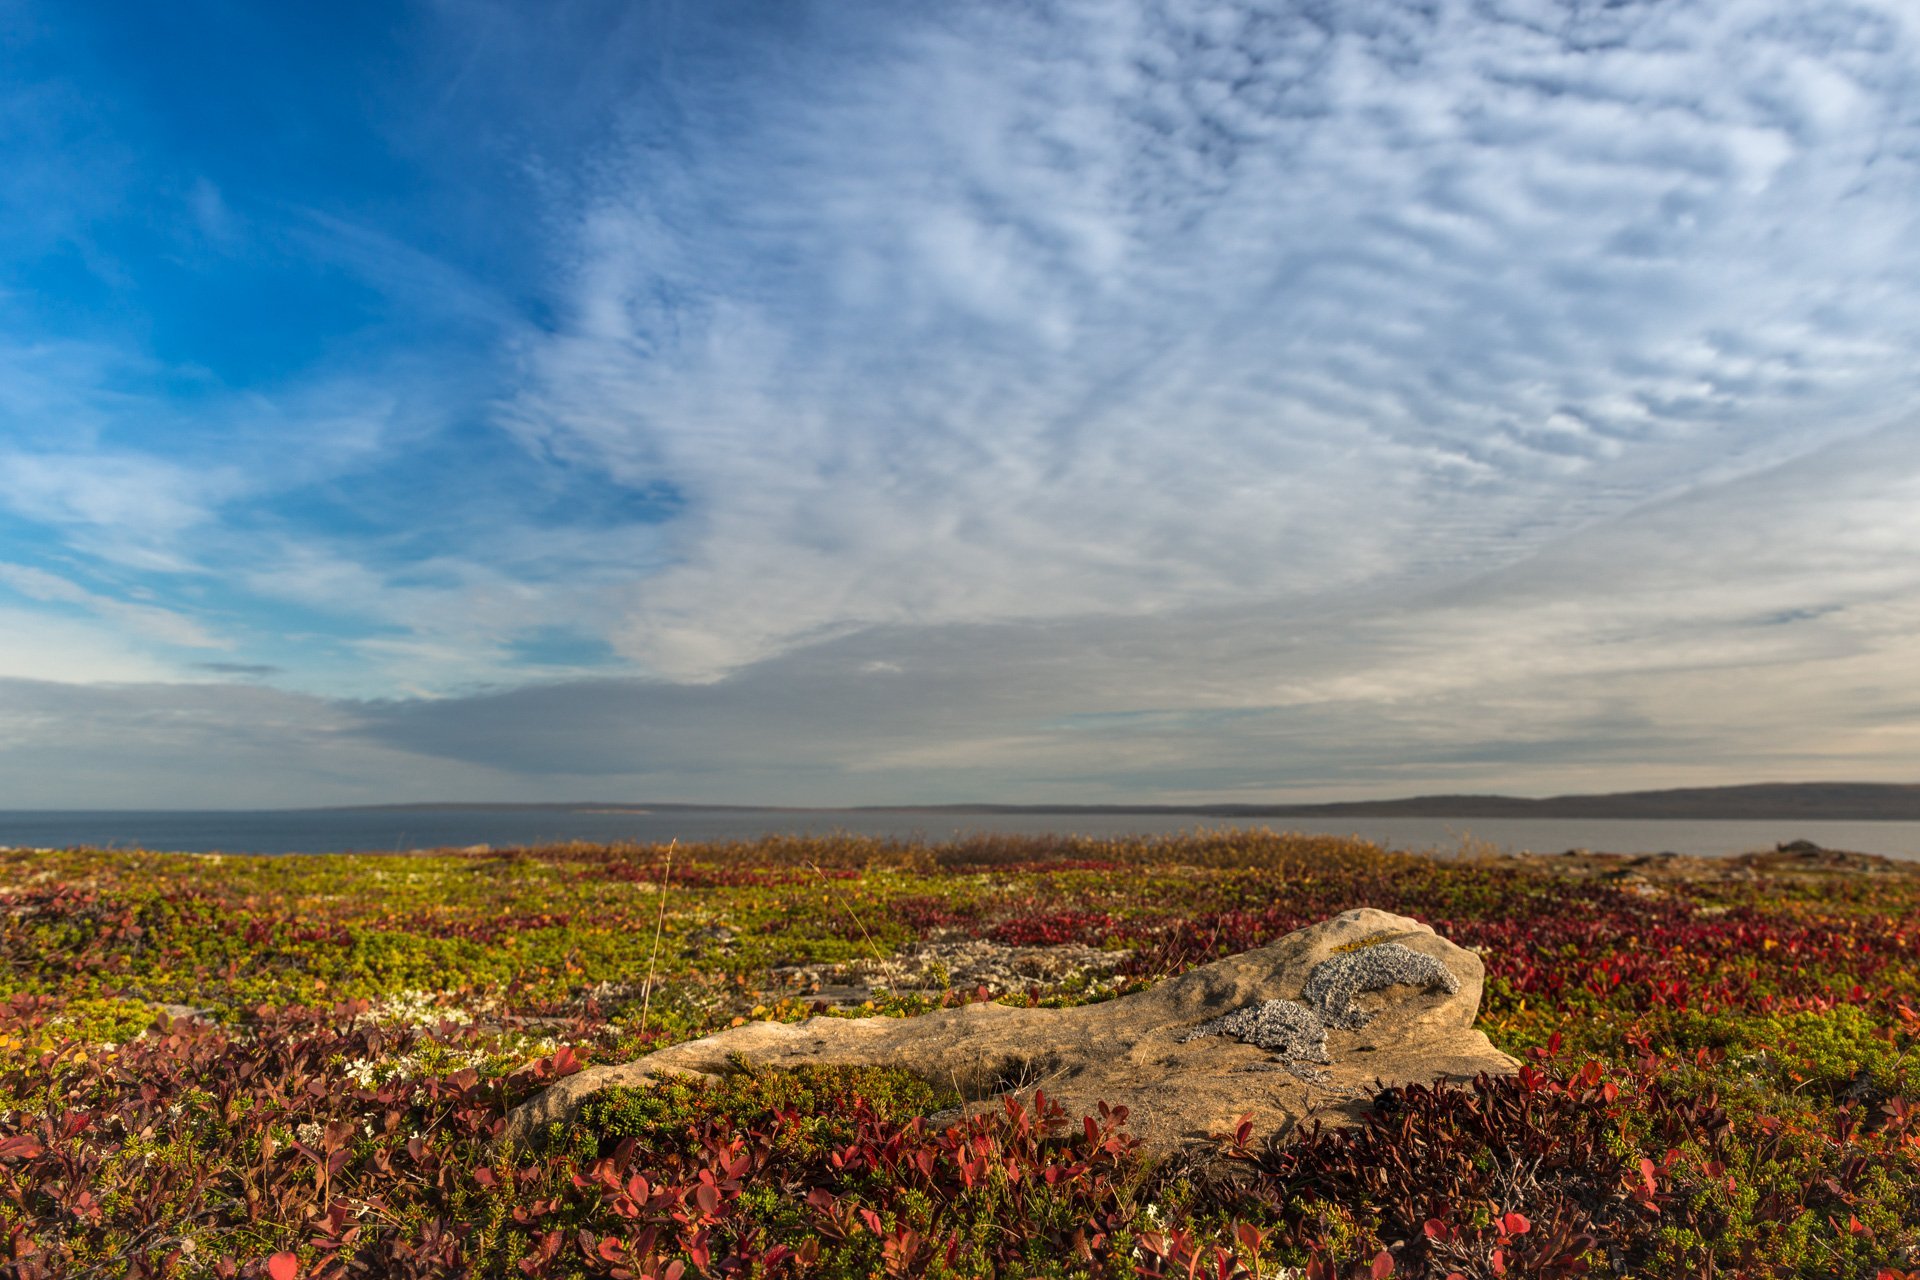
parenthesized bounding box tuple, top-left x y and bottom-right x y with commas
(693, 1181, 719, 1215)
(1371, 1248, 1396, 1278)
(1423, 1219, 1451, 1243)
(268, 1254, 300, 1280)
(0, 1136, 43, 1161)
(1500, 1212, 1530, 1237)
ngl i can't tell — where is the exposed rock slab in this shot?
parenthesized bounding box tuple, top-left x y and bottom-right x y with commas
(504, 908, 1517, 1159)
(772, 935, 1125, 1008)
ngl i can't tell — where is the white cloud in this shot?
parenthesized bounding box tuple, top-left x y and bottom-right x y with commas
(0, 607, 182, 685)
(0, 330, 649, 693)
(0, 452, 239, 572)
(6, 1, 1920, 805)
(6, 417, 1918, 807)
(508, 0, 1920, 681)
(0, 562, 228, 649)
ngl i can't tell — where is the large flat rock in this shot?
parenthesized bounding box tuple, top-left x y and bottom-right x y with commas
(505, 908, 1518, 1159)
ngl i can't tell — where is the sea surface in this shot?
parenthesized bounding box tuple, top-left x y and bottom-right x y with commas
(3, 808, 1920, 860)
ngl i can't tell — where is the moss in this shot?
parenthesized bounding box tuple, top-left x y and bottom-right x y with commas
(1764, 1003, 1908, 1095)
(582, 1062, 958, 1147)
(46, 996, 157, 1047)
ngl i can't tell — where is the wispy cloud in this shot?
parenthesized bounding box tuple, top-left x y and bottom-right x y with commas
(0, 561, 228, 649)
(336, 425, 1920, 804)
(507, 0, 1920, 682)
(192, 661, 281, 677)
(13, 412, 1907, 808)
(0, 449, 240, 572)
(3, 2, 1920, 804)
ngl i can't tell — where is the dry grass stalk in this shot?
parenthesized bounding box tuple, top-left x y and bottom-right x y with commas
(638, 839, 676, 1035)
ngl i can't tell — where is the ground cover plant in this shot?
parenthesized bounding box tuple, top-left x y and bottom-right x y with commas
(1, 831, 1916, 1278)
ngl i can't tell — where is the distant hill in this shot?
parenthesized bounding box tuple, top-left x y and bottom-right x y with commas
(1127, 782, 1920, 821)
(338, 782, 1920, 821)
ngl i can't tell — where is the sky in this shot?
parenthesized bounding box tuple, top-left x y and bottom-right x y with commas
(3, 0, 1919, 809)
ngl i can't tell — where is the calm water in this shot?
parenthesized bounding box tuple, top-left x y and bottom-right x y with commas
(3, 808, 1920, 860)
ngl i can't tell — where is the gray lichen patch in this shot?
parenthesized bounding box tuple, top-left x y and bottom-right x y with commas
(1181, 942, 1460, 1065)
(1180, 997, 1328, 1063)
(774, 937, 1124, 1007)
(1297, 942, 1460, 1030)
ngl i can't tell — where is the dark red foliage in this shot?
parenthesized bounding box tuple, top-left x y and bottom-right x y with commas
(884, 895, 982, 932)
(989, 912, 1123, 947)
(1204, 1056, 1734, 1278)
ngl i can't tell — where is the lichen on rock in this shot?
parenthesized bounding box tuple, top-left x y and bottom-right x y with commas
(773, 936, 1123, 1008)
(1179, 997, 1328, 1062)
(1299, 941, 1460, 1029)
(1181, 941, 1462, 1067)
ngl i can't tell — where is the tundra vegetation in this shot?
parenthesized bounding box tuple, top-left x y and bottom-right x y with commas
(1, 831, 1916, 1279)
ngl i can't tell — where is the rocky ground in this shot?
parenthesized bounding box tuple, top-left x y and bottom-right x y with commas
(1479, 838, 1920, 885)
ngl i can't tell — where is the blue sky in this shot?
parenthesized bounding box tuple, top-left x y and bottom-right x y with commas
(3, 0, 1920, 807)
